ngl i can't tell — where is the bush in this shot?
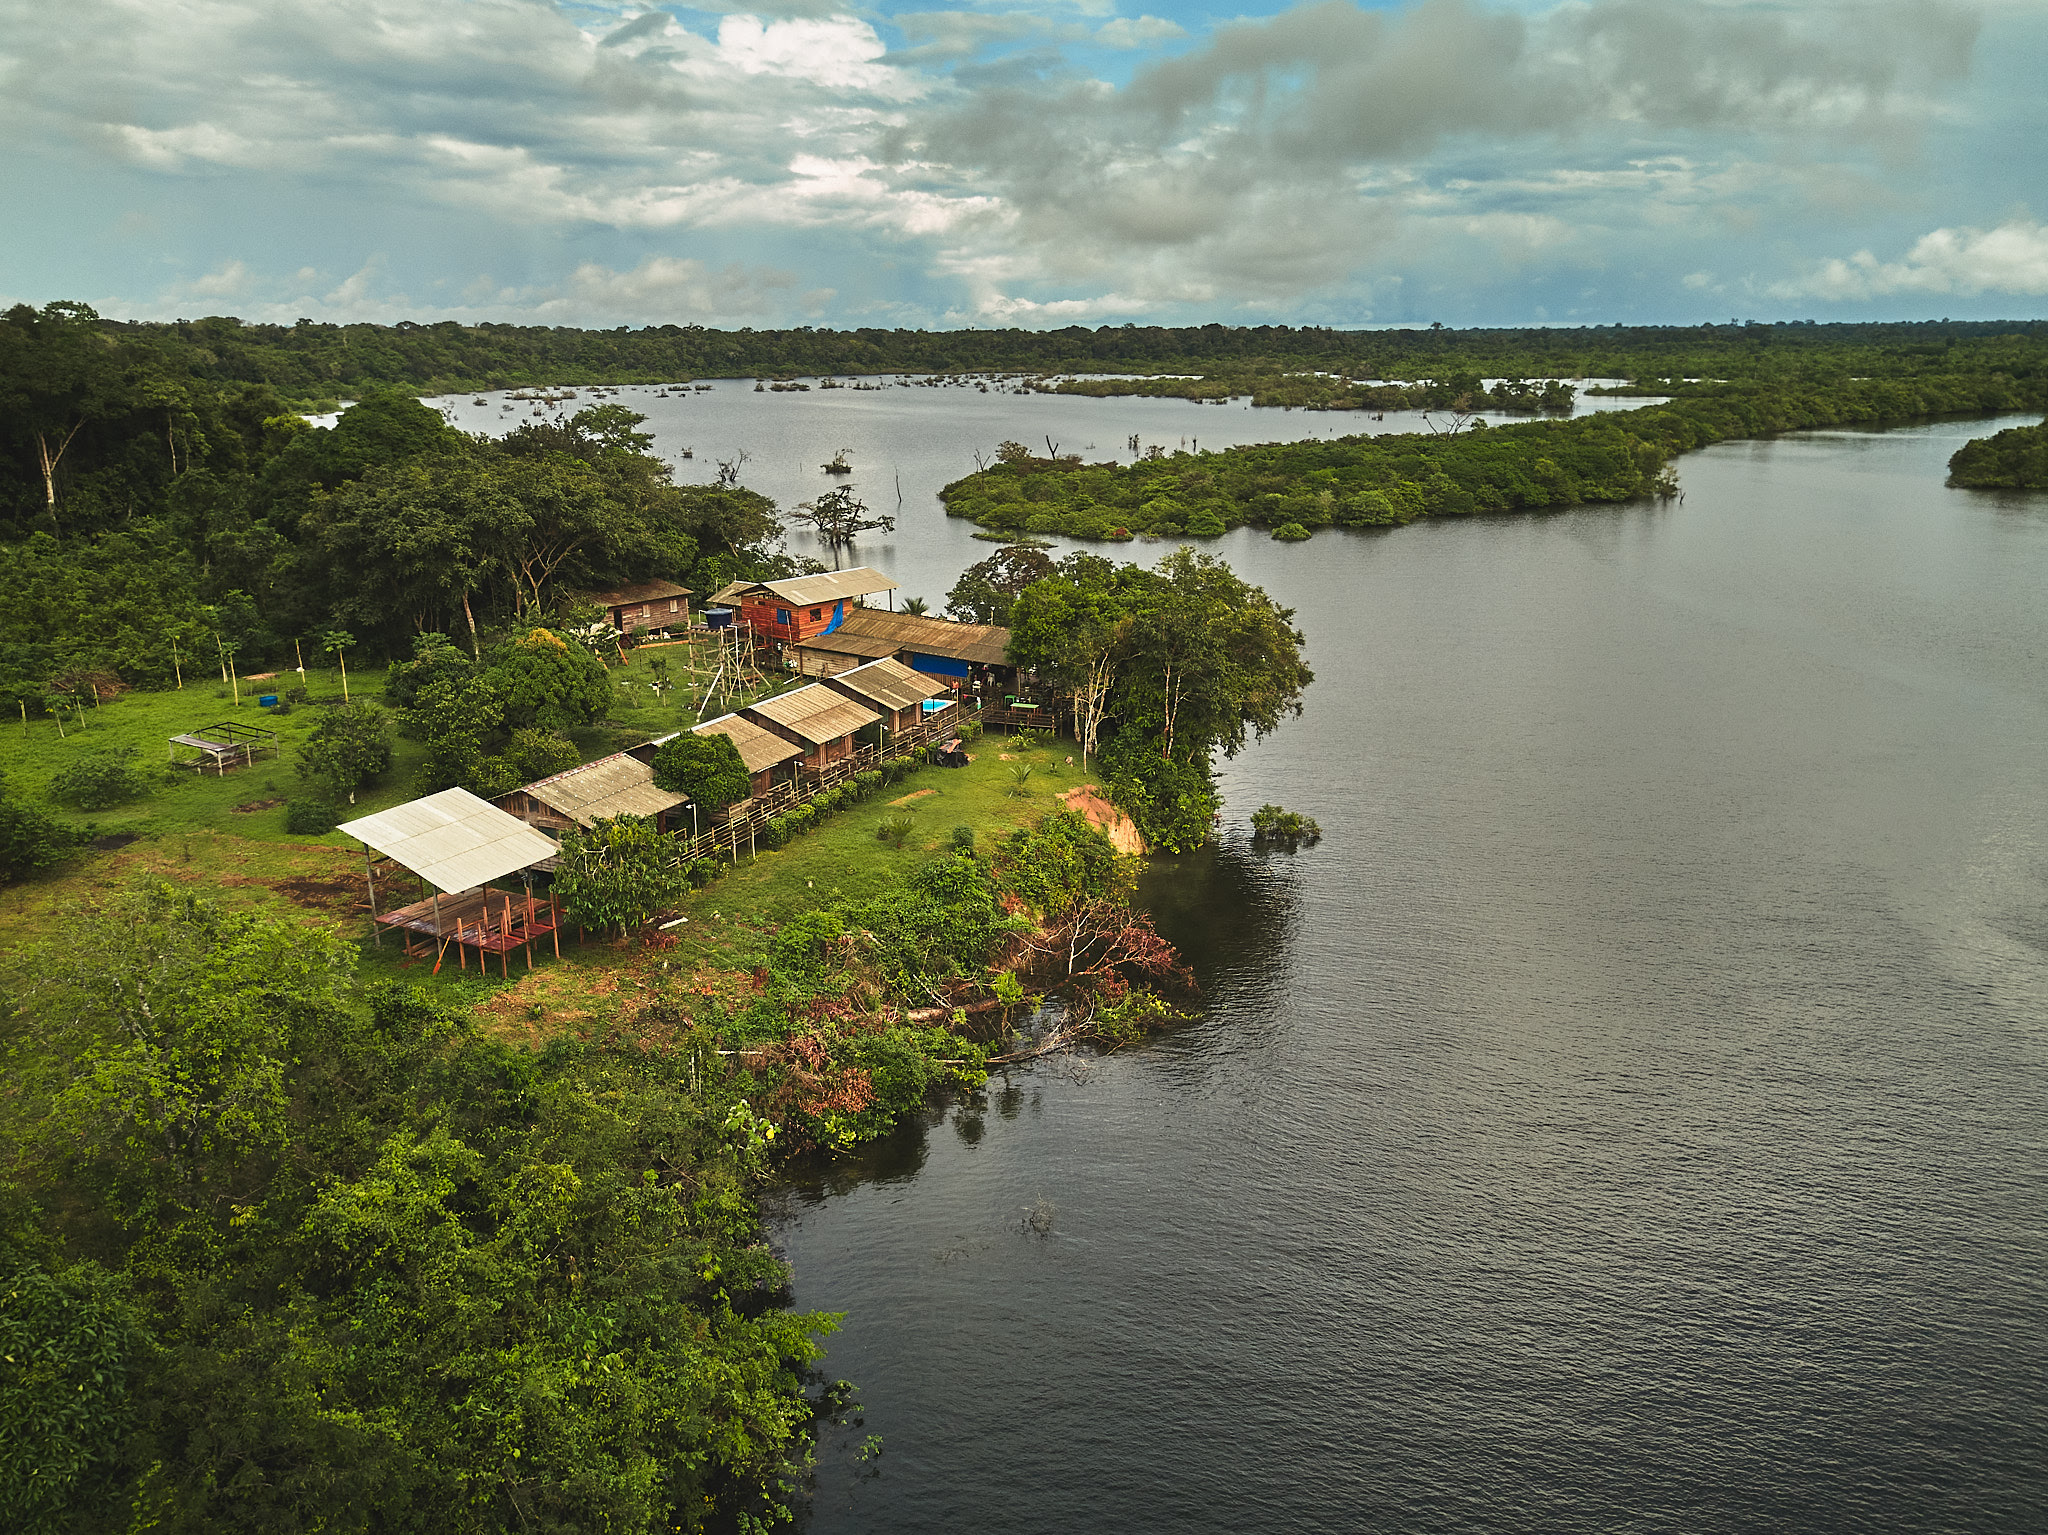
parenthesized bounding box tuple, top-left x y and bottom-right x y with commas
(504, 728, 579, 783)
(285, 798, 341, 836)
(0, 778, 88, 882)
(295, 700, 393, 801)
(47, 750, 148, 810)
(1271, 522, 1311, 542)
(853, 770, 884, 800)
(877, 814, 915, 848)
(759, 816, 790, 850)
(651, 733, 750, 813)
(284, 685, 310, 705)
(1250, 803, 1322, 846)
(268, 701, 294, 718)
(958, 720, 983, 743)
(950, 825, 975, 857)
(552, 814, 689, 934)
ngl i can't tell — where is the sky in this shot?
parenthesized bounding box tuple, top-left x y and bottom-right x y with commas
(1, 0, 2045, 330)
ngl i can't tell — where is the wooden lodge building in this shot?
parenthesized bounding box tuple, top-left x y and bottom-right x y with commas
(792, 607, 1014, 687)
(707, 567, 898, 654)
(493, 751, 690, 837)
(740, 683, 881, 773)
(818, 655, 955, 738)
(583, 579, 692, 636)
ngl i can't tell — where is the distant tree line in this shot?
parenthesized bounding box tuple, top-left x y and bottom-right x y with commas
(19, 304, 2048, 401)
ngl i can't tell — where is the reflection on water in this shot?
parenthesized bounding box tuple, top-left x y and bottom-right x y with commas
(760, 411, 2048, 1535)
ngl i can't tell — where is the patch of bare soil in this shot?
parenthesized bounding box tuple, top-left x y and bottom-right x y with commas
(233, 798, 285, 813)
(1058, 783, 1146, 854)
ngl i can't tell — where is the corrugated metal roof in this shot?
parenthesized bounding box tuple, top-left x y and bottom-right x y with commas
(338, 788, 561, 894)
(825, 655, 954, 713)
(518, 753, 687, 828)
(691, 714, 806, 775)
(743, 683, 881, 745)
(583, 579, 691, 607)
(796, 608, 1011, 667)
(709, 566, 899, 608)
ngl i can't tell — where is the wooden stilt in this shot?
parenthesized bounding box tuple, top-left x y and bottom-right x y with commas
(364, 846, 382, 947)
(431, 892, 446, 975)
(551, 896, 561, 958)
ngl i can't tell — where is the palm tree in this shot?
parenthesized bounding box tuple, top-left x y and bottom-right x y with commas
(901, 596, 931, 616)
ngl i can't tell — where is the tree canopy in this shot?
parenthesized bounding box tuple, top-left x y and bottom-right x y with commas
(1008, 549, 1312, 849)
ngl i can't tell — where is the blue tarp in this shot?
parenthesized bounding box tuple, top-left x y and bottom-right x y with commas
(909, 652, 971, 679)
(821, 600, 845, 635)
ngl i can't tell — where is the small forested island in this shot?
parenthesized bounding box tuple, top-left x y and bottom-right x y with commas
(940, 369, 2048, 542)
(1947, 418, 2048, 489)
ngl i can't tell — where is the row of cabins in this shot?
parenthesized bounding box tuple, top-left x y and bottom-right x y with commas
(491, 654, 961, 841)
(338, 566, 1028, 973)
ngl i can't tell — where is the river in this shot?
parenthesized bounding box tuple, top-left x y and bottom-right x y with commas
(439, 386, 2048, 1531)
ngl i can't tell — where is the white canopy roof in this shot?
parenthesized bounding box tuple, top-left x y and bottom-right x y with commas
(338, 788, 561, 894)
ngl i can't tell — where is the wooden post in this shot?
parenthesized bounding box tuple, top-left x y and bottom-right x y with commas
(551, 894, 561, 958)
(431, 891, 446, 975)
(365, 846, 382, 947)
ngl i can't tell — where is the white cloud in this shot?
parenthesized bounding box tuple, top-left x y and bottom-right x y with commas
(1771, 216, 2048, 300)
(1095, 15, 1184, 48)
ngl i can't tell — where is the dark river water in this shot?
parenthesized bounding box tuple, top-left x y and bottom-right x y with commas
(438, 386, 2048, 1531)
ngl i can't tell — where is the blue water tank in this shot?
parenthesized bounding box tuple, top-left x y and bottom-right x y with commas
(705, 607, 733, 629)
(258, 695, 279, 708)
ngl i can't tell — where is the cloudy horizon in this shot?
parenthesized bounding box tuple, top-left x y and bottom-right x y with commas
(2, 0, 2043, 330)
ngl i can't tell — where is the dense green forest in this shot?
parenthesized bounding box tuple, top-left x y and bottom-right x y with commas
(1947, 418, 2048, 489)
(35, 305, 2048, 400)
(0, 806, 1187, 1530)
(0, 302, 815, 710)
(940, 372, 2048, 542)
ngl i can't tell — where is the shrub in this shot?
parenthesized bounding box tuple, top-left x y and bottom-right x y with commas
(1250, 803, 1322, 846)
(1007, 764, 1034, 797)
(878, 813, 915, 848)
(269, 701, 294, 718)
(0, 777, 88, 882)
(853, 770, 884, 800)
(950, 825, 975, 857)
(295, 700, 393, 802)
(504, 728, 579, 783)
(759, 816, 790, 850)
(47, 750, 148, 810)
(1271, 522, 1311, 542)
(958, 720, 983, 743)
(552, 814, 689, 934)
(285, 798, 341, 836)
(284, 685, 310, 704)
(651, 733, 750, 813)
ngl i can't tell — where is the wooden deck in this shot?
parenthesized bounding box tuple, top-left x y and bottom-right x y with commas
(374, 885, 569, 976)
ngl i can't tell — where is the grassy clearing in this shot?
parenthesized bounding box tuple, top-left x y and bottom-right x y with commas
(1, 682, 1086, 1047)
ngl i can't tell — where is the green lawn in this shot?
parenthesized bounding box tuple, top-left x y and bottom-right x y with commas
(1, 670, 1086, 1041)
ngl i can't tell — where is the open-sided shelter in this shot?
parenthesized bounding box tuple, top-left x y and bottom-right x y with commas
(708, 567, 898, 651)
(495, 752, 688, 835)
(740, 683, 881, 773)
(337, 788, 566, 975)
(168, 720, 278, 774)
(818, 655, 955, 737)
